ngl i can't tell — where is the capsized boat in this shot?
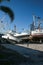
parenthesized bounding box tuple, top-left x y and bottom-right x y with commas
(2, 30, 29, 43)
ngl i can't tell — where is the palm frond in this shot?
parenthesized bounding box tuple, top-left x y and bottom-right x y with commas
(0, 6, 14, 22)
(0, 0, 10, 3)
(0, 0, 3, 2)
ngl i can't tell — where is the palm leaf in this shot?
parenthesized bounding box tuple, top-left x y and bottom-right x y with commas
(0, 0, 10, 2)
(0, 0, 3, 2)
(0, 6, 14, 22)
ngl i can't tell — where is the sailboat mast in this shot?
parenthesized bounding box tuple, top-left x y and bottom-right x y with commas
(33, 15, 36, 30)
(14, 25, 16, 33)
(37, 16, 40, 30)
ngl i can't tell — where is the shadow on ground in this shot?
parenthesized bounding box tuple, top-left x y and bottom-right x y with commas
(0, 38, 43, 65)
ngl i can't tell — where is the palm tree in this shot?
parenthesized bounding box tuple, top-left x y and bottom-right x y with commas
(0, 0, 14, 22)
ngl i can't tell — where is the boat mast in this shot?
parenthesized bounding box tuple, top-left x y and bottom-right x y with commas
(32, 14, 36, 30)
(37, 16, 40, 30)
(14, 25, 16, 33)
(30, 14, 36, 33)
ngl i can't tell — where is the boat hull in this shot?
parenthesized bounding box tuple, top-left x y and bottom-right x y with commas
(29, 30, 43, 42)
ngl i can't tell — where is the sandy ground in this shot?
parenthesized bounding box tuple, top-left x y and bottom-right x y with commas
(1, 43, 43, 65)
(16, 43, 43, 51)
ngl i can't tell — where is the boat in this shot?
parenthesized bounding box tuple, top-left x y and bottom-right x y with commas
(2, 30, 18, 42)
(2, 30, 29, 43)
(29, 15, 43, 42)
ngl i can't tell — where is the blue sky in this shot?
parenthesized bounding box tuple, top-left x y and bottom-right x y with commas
(0, 0, 43, 33)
